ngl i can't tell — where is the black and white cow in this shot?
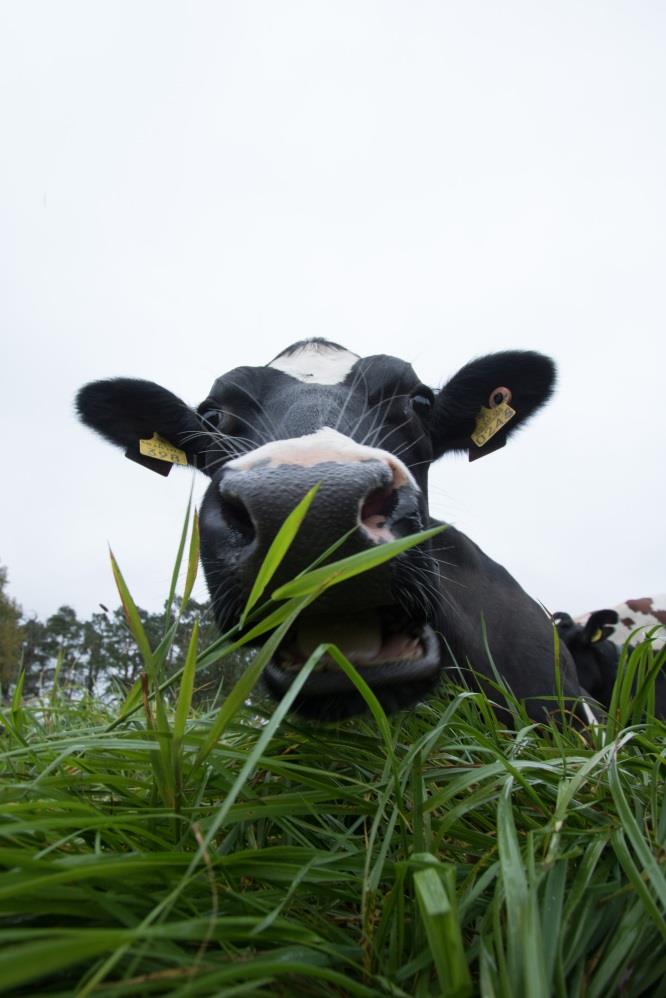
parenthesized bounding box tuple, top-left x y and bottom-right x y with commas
(77, 338, 588, 722)
(554, 597, 665, 718)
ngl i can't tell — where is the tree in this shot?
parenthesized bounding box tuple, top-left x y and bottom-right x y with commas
(81, 612, 114, 696)
(0, 563, 22, 697)
(40, 606, 84, 691)
(19, 617, 49, 698)
(5, 588, 255, 707)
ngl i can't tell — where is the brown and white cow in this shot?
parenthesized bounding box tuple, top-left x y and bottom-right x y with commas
(577, 596, 666, 650)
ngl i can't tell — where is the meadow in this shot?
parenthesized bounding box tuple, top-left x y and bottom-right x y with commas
(1, 496, 664, 996)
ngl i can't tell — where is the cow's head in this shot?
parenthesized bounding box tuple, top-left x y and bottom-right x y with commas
(553, 610, 620, 707)
(77, 339, 555, 718)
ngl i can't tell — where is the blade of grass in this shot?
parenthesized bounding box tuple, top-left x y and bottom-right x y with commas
(608, 756, 666, 914)
(540, 859, 567, 988)
(0, 931, 135, 993)
(413, 864, 471, 997)
(109, 549, 153, 677)
(322, 645, 394, 749)
(497, 777, 528, 991)
(173, 619, 199, 744)
(164, 482, 193, 627)
(240, 484, 320, 625)
(241, 524, 358, 626)
(524, 834, 549, 998)
(180, 509, 200, 609)
(194, 592, 319, 768)
(271, 524, 445, 600)
(11, 667, 26, 712)
(117, 676, 142, 720)
(610, 829, 666, 936)
(153, 687, 175, 809)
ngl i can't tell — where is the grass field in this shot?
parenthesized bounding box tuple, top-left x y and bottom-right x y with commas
(1, 499, 664, 996)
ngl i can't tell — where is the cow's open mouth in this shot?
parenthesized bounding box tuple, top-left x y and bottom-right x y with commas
(263, 606, 441, 697)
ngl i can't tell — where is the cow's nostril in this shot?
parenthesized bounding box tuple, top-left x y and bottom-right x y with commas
(361, 486, 395, 522)
(360, 486, 397, 541)
(219, 493, 255, 543)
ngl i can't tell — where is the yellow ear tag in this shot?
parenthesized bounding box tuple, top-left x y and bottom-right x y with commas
(139, 433, 188, 466)
(591, 628, 604, 643)
(471, 402, 516, 448)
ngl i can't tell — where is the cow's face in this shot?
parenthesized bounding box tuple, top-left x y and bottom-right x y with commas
(77, 339, 555, 718)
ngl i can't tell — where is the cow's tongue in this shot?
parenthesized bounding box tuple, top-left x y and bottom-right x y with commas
(296, 611, 383, 663)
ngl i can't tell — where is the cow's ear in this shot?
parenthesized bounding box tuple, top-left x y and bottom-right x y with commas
(582, 610, 619, 645)
(430, 351, 556, 461)
(552, 611, 577, 643)
(76, 378, 209, 477)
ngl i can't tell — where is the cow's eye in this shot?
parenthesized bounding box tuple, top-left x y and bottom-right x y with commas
(200, 408, 221, 428)
(200, 408, 238, 435)
(409, 389, 434, 415)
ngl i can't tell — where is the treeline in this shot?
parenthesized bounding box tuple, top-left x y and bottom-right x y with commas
(0, 562, 238, 704)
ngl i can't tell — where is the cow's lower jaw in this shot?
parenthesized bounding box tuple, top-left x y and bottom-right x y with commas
(262, 607, 441, 716)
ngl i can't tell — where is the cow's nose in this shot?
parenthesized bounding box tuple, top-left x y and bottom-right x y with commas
(216, 458, 422, 610)
(218, 457, 396, 549)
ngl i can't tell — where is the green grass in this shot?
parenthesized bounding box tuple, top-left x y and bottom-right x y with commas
(0, 502, 664, 996)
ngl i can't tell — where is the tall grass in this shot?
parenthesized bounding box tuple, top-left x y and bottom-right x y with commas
(0, 499, 664, 996)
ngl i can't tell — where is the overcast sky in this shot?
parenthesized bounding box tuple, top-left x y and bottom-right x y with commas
(1, 1, 664, 626)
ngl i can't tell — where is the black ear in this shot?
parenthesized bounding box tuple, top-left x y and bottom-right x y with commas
(582, 610, 619, 645)
(76, 378, 209, 476)
(430, 351, 556, 461)
(553, 612, 578, 644)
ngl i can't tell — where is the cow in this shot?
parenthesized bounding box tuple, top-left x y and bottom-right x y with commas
(553, 599, 666, 718)
(76, 338, 589, 722)
(577, 596, 666, 650)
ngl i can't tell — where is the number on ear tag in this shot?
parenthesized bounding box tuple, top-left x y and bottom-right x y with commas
(139, 433, 188, 466)
(471, 402, 516, 448)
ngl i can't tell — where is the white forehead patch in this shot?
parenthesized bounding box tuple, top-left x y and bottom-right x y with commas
(227, 426, 417, 490)
(268, 343, 360, 385)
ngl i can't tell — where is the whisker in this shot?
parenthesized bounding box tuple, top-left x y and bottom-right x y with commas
(333, 366, 367, 435)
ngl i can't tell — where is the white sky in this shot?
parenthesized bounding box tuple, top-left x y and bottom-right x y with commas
(1, 1, 664, 624)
